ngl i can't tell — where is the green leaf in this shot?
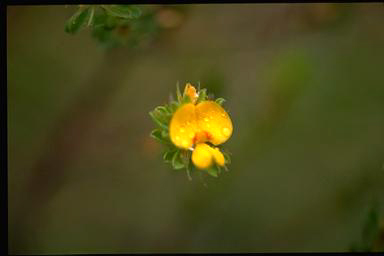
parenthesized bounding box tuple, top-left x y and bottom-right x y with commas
(126, 6, 142, 19)
(181, 94, 191, 104)
(154, 107, 171, 126)
(161, 129, 169, 138)
(205, 166, 219, 177)
(150, 129, 166, 143)
(149, 111, 168, 130)
(215, 97, 226, 105)
(216, 164, 222, 174)
(155, 106, 170, 117)
(176, 83, 182, 103)
(162, 105, 173, 115)
(164, 104, 174, 115)
(222, 151, 231, 165)
(169, 101, 179, 113)
(102, 5, 142, 19)
(349, 204, 380, 252)
(196, 88, 207, 103)
(65, 7, 91, 34)
(361, 206, 380, 251)
(150, 127, 172, 146)
(172, 150, 185, 170)
(163, 150, 177, 163)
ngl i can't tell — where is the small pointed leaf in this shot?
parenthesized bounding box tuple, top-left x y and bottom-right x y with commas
(102, 5, 142, 19)
(172, 150, 185, 170)
(215, 97, 226, 105)
(65, 7, 91, 34)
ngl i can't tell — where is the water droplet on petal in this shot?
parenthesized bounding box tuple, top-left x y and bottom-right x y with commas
(188, 132, 195, 139)
(182, 140, 188, 147)
(221, 113, 226, 117)
(204, 117, 209, 122)
(180, 128, 185, 133)
(222, 127, 230, 136)
(175, 136, 180, 141)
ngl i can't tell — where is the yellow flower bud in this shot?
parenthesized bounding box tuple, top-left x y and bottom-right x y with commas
(184, 83, 198, 104)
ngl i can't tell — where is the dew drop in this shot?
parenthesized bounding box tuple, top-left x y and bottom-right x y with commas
(182, 140, 188, 147)
(180, 128, 185, 133)
(204, 117, 209, 122)
(222, 127, 230, 136)
(221, 113, 226, 117)
(188, 132, 195, 139)
(175, 136, 180, 141)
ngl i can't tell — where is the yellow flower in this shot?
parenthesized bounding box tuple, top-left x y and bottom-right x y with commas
(169, 83, 233, 170)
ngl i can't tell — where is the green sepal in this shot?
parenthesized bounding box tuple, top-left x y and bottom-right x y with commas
(154, 106, 171, 119)
(149, 110, 169, 130)
(172, 150, 185, 170)
(150, 129, 170, 144)
(181, 94, 191, 104)
(169, 101, 179, 113)
(205, 165, 219, 178)
(65, 7, 91, 34)
(161, 129, 169, 138)
(215, 97, 226, 105)
(222, 150, 231, 165)
(176, 83, 182, 103)
(163, 150, 177, 163)
(196, 88, 207, 103)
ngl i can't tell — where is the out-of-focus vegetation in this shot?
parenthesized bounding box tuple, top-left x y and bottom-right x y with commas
(65, 5, 187, 48)
(7, 3, 384, 254)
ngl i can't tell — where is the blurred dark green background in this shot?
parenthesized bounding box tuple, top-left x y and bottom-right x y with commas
(7, 4, 384, 253)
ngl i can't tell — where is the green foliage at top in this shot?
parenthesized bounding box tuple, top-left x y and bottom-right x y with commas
(102, 5, 142, 19)
(65, 5, 159, 49)
(65, 6, 92, 34)
(149, 83, 231, 180)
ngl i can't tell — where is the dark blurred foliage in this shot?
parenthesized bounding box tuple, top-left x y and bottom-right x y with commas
(7, 3, 384, 254)
(65, 5, 188, 49)
(350, 203, 384, 252)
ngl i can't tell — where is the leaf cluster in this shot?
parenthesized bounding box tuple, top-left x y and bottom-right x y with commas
(65, 5, 159, 48)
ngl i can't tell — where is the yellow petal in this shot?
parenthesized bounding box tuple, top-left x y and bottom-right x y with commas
(196, 101, 233, 145)
(210, 147, 225, 166)
(192, 143, 213, 169)
(169, 103, 198, 149)
(191, 143, 226, 169)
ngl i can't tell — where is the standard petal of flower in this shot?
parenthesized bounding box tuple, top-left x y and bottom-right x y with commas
(192, 143, 213, 169)
(169, 103, 198, 149)
(196, 101, 233, 145)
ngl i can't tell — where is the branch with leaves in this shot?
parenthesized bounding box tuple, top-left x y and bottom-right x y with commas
(65, 4, 186, 48)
